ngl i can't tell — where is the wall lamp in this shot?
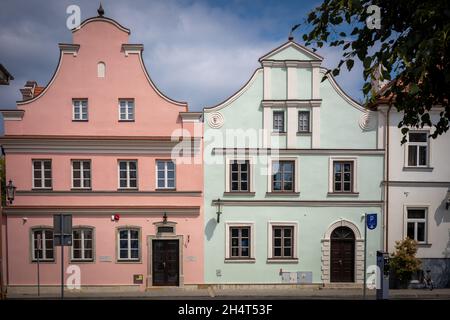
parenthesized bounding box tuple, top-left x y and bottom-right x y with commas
(6, 180, 16, 204)
(215, 198, 222, 223)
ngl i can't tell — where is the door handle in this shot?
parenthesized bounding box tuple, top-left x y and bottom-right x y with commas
(339, 260, 343, 265)
(162, 262, 166, 269)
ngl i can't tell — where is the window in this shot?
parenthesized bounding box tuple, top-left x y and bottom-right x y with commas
(272, 161, 294, 192)
(31, 228, 54, 261)
(72, 228, 94, 261)
(333, 161, 353, 193)
(156, 160, 175, 189)
(272, 226, 294, 259)
(118, 160, 137, 189)
(273, 111, 285, 132)
(119, 99, 134, 121)
(72, 160, 91, 189)
(406, 208, 427, 243)
(230, 160, 250, 192)
(97, 62, 105, 78)
(73, 99, 88, 121)
(229, 227, 250, 258)
(407, 132, 428, 167)
(117, 228, 140, 261)
(298, 111, 310, 132)
(33, 160, 52, 189)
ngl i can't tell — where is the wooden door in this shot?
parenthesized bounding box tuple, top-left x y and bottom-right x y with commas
(330, 227, 355, 282)
(152, 240, 179, 286)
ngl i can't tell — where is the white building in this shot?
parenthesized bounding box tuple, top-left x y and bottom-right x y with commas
(375, 104, 450, 288)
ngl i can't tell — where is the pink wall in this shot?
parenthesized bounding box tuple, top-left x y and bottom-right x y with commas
(2, 17, 204, 288)
(7, 215, 203, 286)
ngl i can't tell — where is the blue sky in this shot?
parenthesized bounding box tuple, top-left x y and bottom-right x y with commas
(0, 0, 365, 121)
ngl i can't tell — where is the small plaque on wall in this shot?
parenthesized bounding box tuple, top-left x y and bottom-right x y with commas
(186, 256, 197, 262)
(133, 274, 144, 284)
(99, 255, 112, 262)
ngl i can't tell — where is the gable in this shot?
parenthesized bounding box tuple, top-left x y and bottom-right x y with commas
(259, 41, 323, 62)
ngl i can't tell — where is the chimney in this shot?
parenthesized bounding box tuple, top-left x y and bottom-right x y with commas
(20, 81, 38, 100)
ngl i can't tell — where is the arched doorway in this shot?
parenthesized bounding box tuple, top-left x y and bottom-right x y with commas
(330, 226, 355, 282)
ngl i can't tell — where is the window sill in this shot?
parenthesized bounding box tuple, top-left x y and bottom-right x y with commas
(416, 243, 432, 247)
(271, 131, 286, 136)
(72, 119, 89, 122)
(155, 188, 177, 191)
(118, 120, 135, 122)
(71, 188, 92, 191)
(224, 258, 255, 263)
(117, 188, 139, 191)
(296, 131, 312, 135)
(403, 167, 434, 172)
(266, 192, 300, 196)
(31, 188, 53, 191)
(70, 259, 95, 264)
(327, 192, 359, 197)
(116, 260, 142, 264)
(32, 260, 55, 264)
(266, 258, 299, 264)
(224, 192, 255, 196)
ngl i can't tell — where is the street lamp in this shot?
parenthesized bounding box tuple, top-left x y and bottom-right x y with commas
(5, 180, 16, 204)
(215, 198, 222, 223)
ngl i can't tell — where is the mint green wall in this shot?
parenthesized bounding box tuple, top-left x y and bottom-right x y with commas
(203, 43, 384, 284)
(269, 46, 314, 61)
(297, 68, 312, 99)
(271, 68, 287, 99)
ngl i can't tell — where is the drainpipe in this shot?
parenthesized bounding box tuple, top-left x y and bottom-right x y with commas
(385, 105, 392, 252)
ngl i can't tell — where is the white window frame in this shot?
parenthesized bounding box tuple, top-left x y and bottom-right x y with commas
(118, 99, 135, 121)
(31, 228, 54, 261)
(267, 157, 299, 193)
(118, 160, 138, 189)
(298, 110, 310, 133)
(272, 110, 286, 133)
(224, 222, 255, 262)
(72, 99, 88, 121)
(71, 227, 94, 262)
(97, 62, 105, 78)
(117, 227, 141, 261)
(328, 157, 358, 194)
(225, 156, 255, 192)
(32, 159, 52, 189)
(267, 221, 299, 262)
(71, 160, 91, 189)
(405, 131, 429, 167)
(155, 160, 176, 189)
(404, 205, 428, 244)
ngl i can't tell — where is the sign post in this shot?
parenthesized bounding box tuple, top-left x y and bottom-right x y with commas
(363, 213, 377, 300)
(53, 214, 72, 300)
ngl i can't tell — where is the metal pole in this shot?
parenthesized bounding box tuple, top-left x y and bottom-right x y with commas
(36, 233, 40, 297)
(60, 215, 64, 300)
(363, 213, 367, 300)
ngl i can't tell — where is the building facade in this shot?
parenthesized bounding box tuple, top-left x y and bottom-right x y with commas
(0, 12, 203, 292)
(376, 106, 450, 288)
(203, 40, 384, 285)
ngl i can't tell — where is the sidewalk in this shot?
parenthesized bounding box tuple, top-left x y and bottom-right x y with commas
(5, 287, 450, 300)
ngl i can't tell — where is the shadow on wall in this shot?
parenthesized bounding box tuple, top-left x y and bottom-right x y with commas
(205, 218, 217, 241)
(434, 197, 450, 226)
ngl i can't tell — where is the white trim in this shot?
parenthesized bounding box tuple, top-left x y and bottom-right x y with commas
(224, 222, 255, 260)
(118, 99, 135, 121)
(311, 107, 320, 148)
(32, 159, 52, 189)
(312, 67, 320, 100)
(73, 17, 130, 34)
(71, 159, 91, 189)
(225, 156, 255, 193)
(259, 41, 323, 61)
(287, 107, 297, 148)
(117, 227, 141, 262)
(31, 228, 55, 261)
(403, 205, 429, 244)
(117, 160, 138, 189)
(205, 69, 263, 112)
(263, 66, 271, 100)
(287, 66, 297, 99)
(328, 157, 358, 193)
(72, 99, 88, 121)
(155, 160, 176, 189)
(404, 130, 430, 168)
(267, 221, 299, 260)
(267, 157, 299, 193)
(97, 62, 106, 78)
(71, 227, 94, 262)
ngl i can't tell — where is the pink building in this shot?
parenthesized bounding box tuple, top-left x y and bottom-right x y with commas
(0, 9, 203, 292)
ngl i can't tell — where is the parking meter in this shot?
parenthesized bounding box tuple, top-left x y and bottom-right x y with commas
(376, 251, 389, 300)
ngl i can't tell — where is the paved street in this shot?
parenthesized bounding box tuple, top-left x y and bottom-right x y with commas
(5, 288, 450, 300)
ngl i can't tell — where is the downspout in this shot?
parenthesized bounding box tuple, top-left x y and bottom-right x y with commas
(385, 105, 392, 252)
